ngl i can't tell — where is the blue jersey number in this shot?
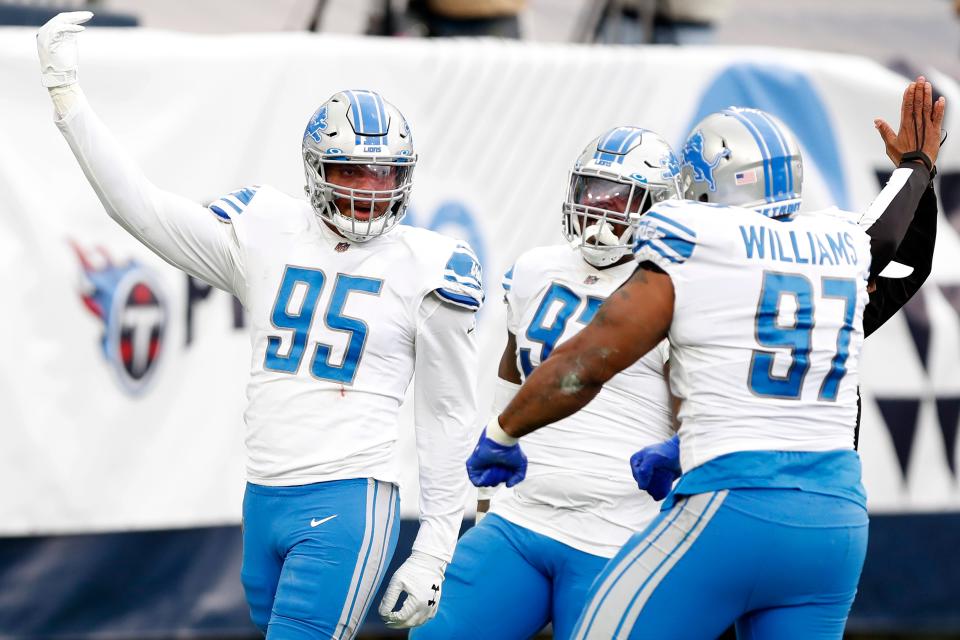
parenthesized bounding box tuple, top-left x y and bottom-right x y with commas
(265, 267, 383, 384)
(748, 271, 857, 400)
(519, 283, 603, 378)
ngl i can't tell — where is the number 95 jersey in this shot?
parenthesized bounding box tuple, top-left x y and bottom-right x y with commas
(633, 201, 871, 474)
(211, 186, 483, 486)
(493, 244, 674, 558)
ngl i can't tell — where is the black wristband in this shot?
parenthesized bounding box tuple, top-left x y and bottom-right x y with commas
(900, 151, 936, 181)
(901, 150, 933, 172)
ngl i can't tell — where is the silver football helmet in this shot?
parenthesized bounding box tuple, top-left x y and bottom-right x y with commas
(681, 108, 803, 219)
(302, 90, 416, 242)
(563, 127, 683, 267)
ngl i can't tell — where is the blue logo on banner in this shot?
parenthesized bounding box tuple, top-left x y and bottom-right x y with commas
(72, 242, 167, 395)
(405, 200, 487, 299)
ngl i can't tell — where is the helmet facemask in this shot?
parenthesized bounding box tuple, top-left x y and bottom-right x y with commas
(303, 149, 415, 243)
(563, 174, 671, 268)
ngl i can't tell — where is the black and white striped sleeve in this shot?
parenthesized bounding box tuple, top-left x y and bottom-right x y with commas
(859, 163, 933, 280)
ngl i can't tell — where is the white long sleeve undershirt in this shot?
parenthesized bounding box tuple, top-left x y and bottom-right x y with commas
(52, 84, 244, 299)
(411, 295, 479, 561)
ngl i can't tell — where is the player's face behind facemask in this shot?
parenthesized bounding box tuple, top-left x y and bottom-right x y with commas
(681, 108, 803, 220)
(569, 175, 650, 248)
(302, 89, 417, 243)
(322, 162, 412, 221)
(563, 127, 682, 268)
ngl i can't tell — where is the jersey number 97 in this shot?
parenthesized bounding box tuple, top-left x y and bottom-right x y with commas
(749, 271, 857, 401)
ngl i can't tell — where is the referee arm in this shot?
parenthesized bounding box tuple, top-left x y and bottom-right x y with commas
(864, 182, 938, 337)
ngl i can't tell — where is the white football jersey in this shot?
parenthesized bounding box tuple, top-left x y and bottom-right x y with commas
(633, 201, 871, 473)
(490, 244, 674, 558)
(207, 186, 483, 486)
(56, 95, 483, 560)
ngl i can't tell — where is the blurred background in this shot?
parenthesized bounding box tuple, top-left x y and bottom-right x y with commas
(2, 1, 960, 639)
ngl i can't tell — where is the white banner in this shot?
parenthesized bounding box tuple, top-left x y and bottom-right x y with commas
(1, 28, 959, 535)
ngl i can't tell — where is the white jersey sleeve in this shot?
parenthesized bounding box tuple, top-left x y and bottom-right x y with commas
(634, 201, 872, 473)
(410, 296, 479, 562)
(54, 89, 244, 297)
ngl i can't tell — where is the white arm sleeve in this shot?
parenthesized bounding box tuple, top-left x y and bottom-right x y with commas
(411, 295, 480, 562)
(51, 85, 244, 297)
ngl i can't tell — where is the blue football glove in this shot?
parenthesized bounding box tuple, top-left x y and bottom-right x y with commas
(466, 428, 527, 488)
(630, 435, 681, 501)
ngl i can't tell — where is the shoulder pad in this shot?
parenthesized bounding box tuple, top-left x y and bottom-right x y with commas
(208, 186, 261, 223)
(435, 242, 484, 311)
(633, 207, 698, 267)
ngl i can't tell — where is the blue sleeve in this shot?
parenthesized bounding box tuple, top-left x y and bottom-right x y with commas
(435, 242, 485, 311)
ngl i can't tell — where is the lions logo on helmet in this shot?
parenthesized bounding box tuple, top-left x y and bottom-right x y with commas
(562, 127, 682, 268)
(304, 105, 329, 142)
(659, 152, 682, 181)
(681, 108, 803, 218)
(302, 90, 417, 242)
(681, 130, 729, 192)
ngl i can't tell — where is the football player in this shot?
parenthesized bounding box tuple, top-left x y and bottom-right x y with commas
(466, 78, 942, 638)
(37, 12, 484, 638)
(632, 84, 942, 496)
(412, 128, 681, 640)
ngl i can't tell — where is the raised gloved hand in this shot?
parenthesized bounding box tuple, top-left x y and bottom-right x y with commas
(465, 418, 527, 488)
(37, 11, 93, 88)
(378, 551, 447, 629)
(630, 435, 681, 501)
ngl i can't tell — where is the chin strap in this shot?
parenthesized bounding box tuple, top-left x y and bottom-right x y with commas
(581, 245, 629, 268)
(579, 220, 632, 267)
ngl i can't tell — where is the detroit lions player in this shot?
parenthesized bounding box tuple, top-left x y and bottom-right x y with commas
(466, 79, 943, 638)
(413, 127, 680, 640)
(633, 96, 942, 492)
(38, 13, 483, 638)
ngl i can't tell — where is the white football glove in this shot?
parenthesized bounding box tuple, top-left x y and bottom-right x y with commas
(37, 11, 93, 88)
(378, 551, 447, 629)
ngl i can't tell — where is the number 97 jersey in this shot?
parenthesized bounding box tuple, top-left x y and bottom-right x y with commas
(633, 201, 871, 474)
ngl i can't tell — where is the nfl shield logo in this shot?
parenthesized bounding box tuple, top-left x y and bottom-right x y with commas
(335, 242, 351, 253)
(584, 275, 599, 285)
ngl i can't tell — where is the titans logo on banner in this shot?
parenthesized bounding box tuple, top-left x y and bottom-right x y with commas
(73, 243, 168, 395)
